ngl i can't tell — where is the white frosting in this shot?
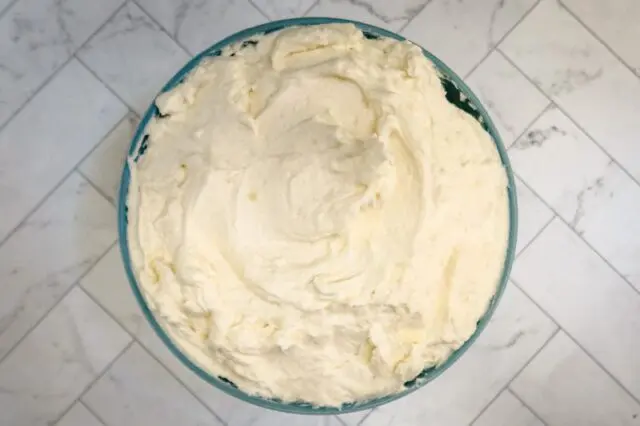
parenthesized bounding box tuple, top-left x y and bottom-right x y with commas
(127, 23, 509, 407)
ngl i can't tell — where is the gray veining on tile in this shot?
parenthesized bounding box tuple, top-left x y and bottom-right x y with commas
(0, 0, 639, 424)
(0, 173, 117, 360)
(512, 331, 640, 426)
(363, 285, 557, 426)
(0, 0, 124, 126)
(251, 0, 317, 19)
(0, 287, 130, 426)
(77, 2, 190, 114)
(308, 0, 429, 31)
(466, 50, 549, 146)
(402, 0, 538, 76)
(509, 106, 640, 291)
(561, 0, 640, 77)
(513, 218, 640, 400)
(136, 0, 266, 55)
(82, 343, 223, 426)
(0, 58, 126, 241)
(500, 0, 640, 181)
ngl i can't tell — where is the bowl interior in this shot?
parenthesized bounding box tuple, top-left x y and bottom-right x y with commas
(118, 17, 518, 415)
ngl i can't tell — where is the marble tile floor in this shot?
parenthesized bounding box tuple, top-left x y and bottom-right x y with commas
(1, 0, 639, 425)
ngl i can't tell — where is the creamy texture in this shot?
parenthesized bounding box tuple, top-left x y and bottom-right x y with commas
(127, 23, 509, 407)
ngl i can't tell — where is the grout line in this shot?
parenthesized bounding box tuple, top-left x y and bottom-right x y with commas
(463, 0, 542, 79)
(248, 0, 272, 21)
(0, 109, 127, 248)
(511, 277, 640, 406)
(507, 388, 548, 426)
(558, 0, 640, 79)
(0, 59, 67, 133)
(77, 339, 137, 424)
(79, 283, 229, 426)
(514, 214, 556, 258)
(79, 400, 107, 426)
(504, 103, 554, 149)
(493, 49, 640, 296)
(76, 169, 116, 207)
(362, 195, 558, 426)
(0, 1, 127, 134)
(75, 56, 142, 119)
(467, 327, 561, 426)
(496, 48, 640, 190)
(335, 415, 348, 426)
(131, 0, 196, 57)
(302, 0, 320, 16)
(134, 341, 227, 425)
(397, 0, 433, 34)
(0, 0, 19, 20)
(0, 240, 117, 366)
(356, 408, 375, 426)
(512, 173, 640, 298)
(53, 334, 135, 426)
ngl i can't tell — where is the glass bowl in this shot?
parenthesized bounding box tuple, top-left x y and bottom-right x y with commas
(117, 17, 518, 415)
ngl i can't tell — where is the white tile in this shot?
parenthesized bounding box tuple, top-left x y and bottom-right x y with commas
(252, 0, 316, 19)
(509, 106, 640, 290)
(0, 0, 16, 14)
(362, 285, 557, 426)
(77, 2, 190, 114)
(500, 0, 640, 181)
(81, 247, 241, 421)
(466, 51, 549, 146)
(136, 0, 266, 55)
(234, 411, 346, 426)
(0, 0, 124, 126)
(511, 331, 640, 426)
(307, 0, 429, 31)
(562, 0, 640, 76)
(473, 390, 543, 426)
(56, 402, 104, 426)
(79, 113, 138, 204)
(571, 165, 640, 289)
(0, 173, 117, 359)
(512, 218, 640, 400)
(509, 107, 610, 222)
(0, 287, 131, 426)
(82, 343, 223, 426)
(337, 410, 371, 426)
(0, 59, 126, 241)
(513, 177, 554, 255)
(82, 246, 344, 425)
(402, 0, 537, 76)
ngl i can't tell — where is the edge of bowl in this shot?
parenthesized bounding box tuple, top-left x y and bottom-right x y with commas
(117, 17, 518, 415)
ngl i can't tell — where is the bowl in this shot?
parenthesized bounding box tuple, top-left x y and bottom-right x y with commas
(117, 17, 518, 415)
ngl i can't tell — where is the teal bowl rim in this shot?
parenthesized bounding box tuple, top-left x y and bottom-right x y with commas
(117, 17, 518, 415)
